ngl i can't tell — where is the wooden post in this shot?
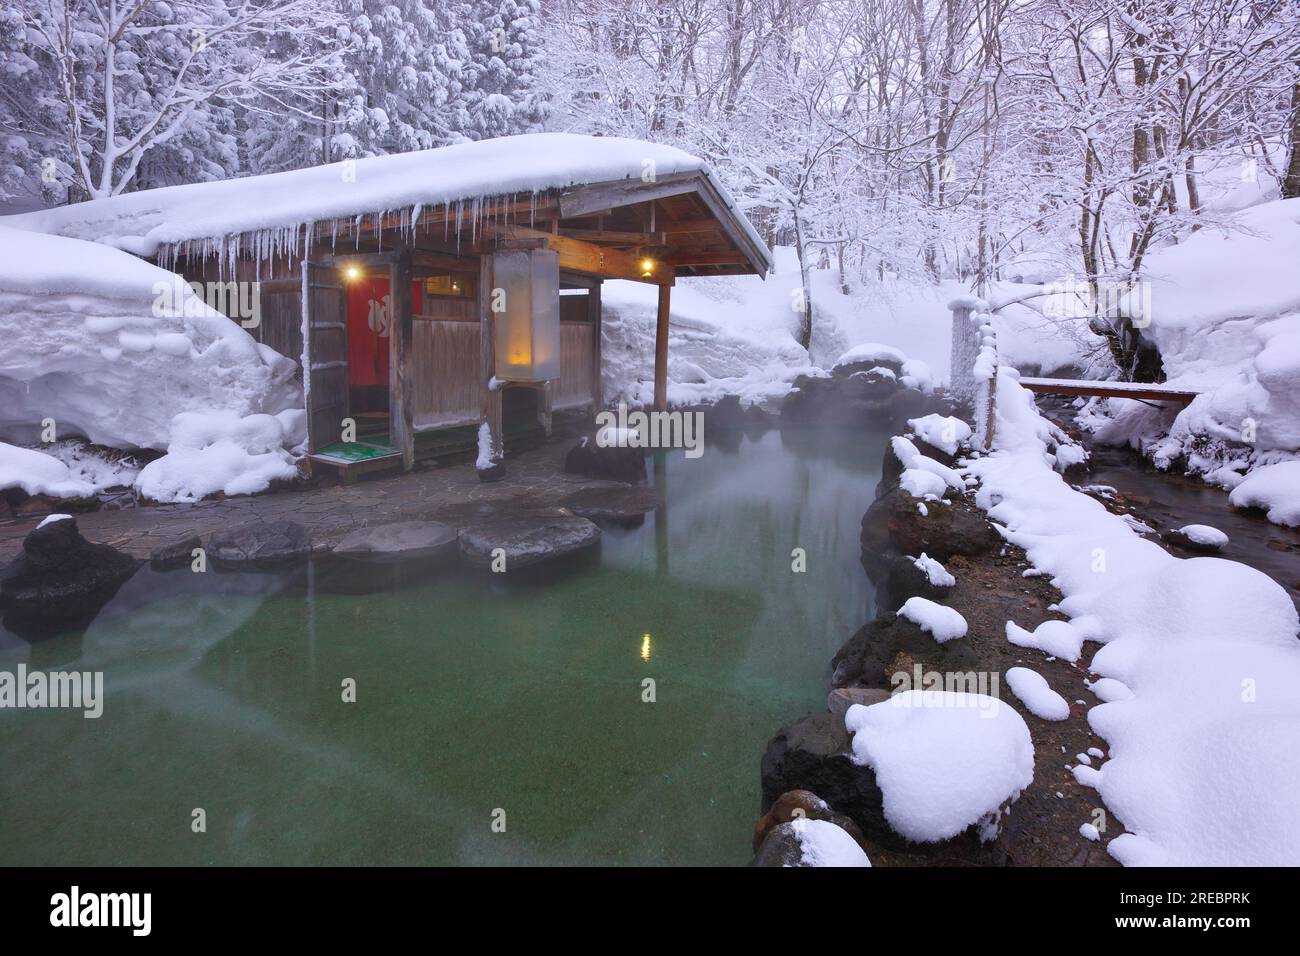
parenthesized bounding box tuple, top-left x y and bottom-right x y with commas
(590, 280, 604, 409)
(654, 282, 671, 412)
(389, 249, 415, 471)
(479, 252, 503, 464)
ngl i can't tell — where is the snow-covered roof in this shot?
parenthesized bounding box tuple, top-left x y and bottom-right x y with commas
(2, 133, 771, 273)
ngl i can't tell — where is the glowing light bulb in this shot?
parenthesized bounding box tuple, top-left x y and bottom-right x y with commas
(640, 633, 652, 662)
(344, 265, 361, 282)
(640, 258, 655, 278)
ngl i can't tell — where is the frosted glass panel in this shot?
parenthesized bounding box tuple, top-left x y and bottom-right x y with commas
(493, 249, 560, 382)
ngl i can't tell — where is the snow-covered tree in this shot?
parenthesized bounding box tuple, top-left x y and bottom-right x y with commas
(10, 0, 349, 199)
(452, 0, 547, 140)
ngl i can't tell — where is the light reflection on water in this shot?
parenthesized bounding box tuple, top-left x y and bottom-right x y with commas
(0, 427, 887, 866)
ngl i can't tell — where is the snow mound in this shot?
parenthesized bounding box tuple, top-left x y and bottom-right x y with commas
(1228, 461, 1300, 526)
(899, 469, 947, 500)
(0, 442, 94, 498)
(891, 436, 965, 490)
(135, 410, 301, 504)
(907, 414, 972, 455)
(897, 597, 968, 643)
(1005, 667, 1070, 721)
(1006, 619, 1086, 662)
(845, 692, 1034, 843)
(1174, 524, 1230, 548)
(790, 818, 871, 867)
(835, 342, 906, 368)
(913, 553, 955, 588)
(0, 227, 301, 451)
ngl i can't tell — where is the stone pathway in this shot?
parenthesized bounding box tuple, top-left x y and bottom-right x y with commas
(1, 440, 630, 561)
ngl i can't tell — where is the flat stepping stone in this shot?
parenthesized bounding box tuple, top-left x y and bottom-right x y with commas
(561, 487, 660, 523)
(208, 520, 311, 568)
(150, 534, 202, 570)
(458, 515, 601, 570)
(333, 521, 458, 560)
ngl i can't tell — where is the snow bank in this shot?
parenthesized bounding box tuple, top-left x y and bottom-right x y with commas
(897, 597, 968, 643)
(0, 442, 95, 498)
(1079, 199, 1300, 525)
(0, 227, 301, 451)
(845, 692, 1034, 843)
(135, 410, 302, 504)
(969, 371, 1300, 865)
(790, 818, 872, 867)
(1227, 461, 1300, 526)
(835, 342, 906, 368)
(1005, 667, 1070, 721)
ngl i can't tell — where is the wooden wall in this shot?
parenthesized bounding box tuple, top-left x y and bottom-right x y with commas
(413, 316, 481, 429)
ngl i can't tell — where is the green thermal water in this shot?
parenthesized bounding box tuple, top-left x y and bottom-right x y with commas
(0, 428, 884, 865)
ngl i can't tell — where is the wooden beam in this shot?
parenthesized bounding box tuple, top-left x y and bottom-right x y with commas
(662, 252, 750, 266)
(487, 223, 672, 285)
(389, 250, 415, 472)
(558, 227, 667, 245)
(1018, 378, 1198, 405)
(655, 283, 671, 412)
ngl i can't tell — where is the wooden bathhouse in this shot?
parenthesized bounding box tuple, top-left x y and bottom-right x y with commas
(12, 134, 771, 477)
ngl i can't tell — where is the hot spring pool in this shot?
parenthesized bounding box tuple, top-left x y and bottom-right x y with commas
(0, 427, 887, 865)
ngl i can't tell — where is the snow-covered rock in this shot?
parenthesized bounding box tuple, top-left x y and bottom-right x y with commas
(912, 553, 956, 588)
(789, 818, 872, 867)
(907, 414, 972, 455)
(844, 692, 1034, 843)
(897, 596, 968, 643)
(0, 226, 301, 451)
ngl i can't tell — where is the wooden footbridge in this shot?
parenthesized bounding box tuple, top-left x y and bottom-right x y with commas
(1017, 377, 1199, 406)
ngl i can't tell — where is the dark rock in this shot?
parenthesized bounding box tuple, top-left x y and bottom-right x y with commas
(477, 462, 507, 483)
(333, 521, 458, 560)
(563, 435, 646, 484)
(149, 534, 202, 571)
(459, 515, 601, 569)
(560, 487, 659, 527)
(833, 356, 904, 379)
(829, 614, 978, 690)
(827, 687, 892, 722)
(753, 789, 871, 853)
(760, 713, 888, 838)
(843, 368, 900, 401)
(208, 520, 312, 568)
(749, 818, 870, 867)
(861, 488, 1001, 562)
(1163, 526, 1227, 553)
(877, 553, 955, 608)
(0, 517, 140, 639)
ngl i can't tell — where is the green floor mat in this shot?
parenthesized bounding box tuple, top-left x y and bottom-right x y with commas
(311, 441, 400, 464)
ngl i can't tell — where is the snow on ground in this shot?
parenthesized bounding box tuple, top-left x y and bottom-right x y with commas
(1005, 618, 1086, 663)
(0, 442, 95, 498)
(967, 370, 1300, 865)
(1005, 667, 1070, 721)
(790, 818, 872, 867)
(0, 226, 301, 451)
(897, 596, 968, 643)
(844, 691, 1034, 843)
